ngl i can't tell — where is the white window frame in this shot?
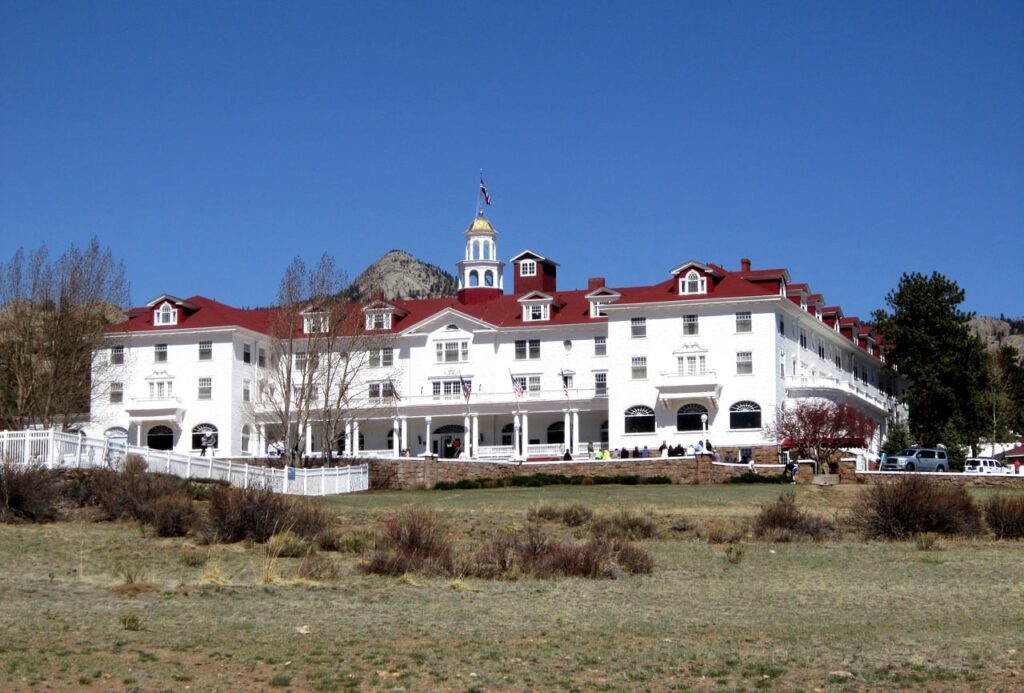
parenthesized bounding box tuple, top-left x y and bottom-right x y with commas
(594, 371, 607, 396)
(110, 345, 125, 365)
(198, 340, 213, 361)
(736, 351, 753, 375)
(735, 312, 752, 333)
(258, 347, 267, 368)
(304, 312, 329, 334)
(631, 356, 647, 380)
(523, 303, 550, 322)
(154, 343, 167, 363)
(514, 339, 541, 360)
(198, 377, 212, 400)
(590, 300, 609, 318)
(243, 344, 252, 364)
(154, 302, 177, 326)
(365, 311, 391, 330)
(594, 336, 607, 356)
(520, 259, 537, 277)
(242, 379, 251, 403)
(679, 270, 707, 295)
(109, 382, 123, 404)
(631, 317, 647, 339)
(682, 314, 699, 336)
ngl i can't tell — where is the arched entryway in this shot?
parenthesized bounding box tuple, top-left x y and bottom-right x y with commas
(147, 425, 174, 450)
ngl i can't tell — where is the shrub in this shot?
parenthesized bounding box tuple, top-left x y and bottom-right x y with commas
(93, 467, 182, 522)
(724, 544, 746, 564)
(148, 493, 198, 537)
(612, 540, 655, 574)
(590, 510, 657, 540)
(0, 460, 60, 523)
(433, 481, 457, 490)
(697, 519, 746, 544)
(852, 476, 983, 539)
(729, 472, 789, 484)
(297, 553, 341, 581)
(206, 485, 328, 543)
(361, 509, 454, 576)
(266, 531, 311, 558)
(753, 493, 834, 541)
(527, 503, 564, 522)
(669, 515, 695, 533)
(984, 495, 1024, 539)
(560, 503, 593, 527)
(644, 475, 673, 485)
(180, 548, 208, 568)
(454, 479, 482, 490)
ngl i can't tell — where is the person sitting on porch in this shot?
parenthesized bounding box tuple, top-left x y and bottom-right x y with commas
(659, 441, 668, 457)
(563, 448, 573, 461)
(641, 445, 650, 458)
(453, 438, 462, 458)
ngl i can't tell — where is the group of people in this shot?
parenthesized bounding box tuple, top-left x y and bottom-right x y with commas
(581, 440, 716, 460)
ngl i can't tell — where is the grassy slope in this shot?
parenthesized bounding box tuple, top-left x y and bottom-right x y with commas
(1, 484, 1023, 691)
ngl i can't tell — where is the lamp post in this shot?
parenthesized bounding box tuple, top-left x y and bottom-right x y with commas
(698, 413, 708, 484)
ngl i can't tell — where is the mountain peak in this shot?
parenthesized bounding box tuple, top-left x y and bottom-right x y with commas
(348, 251, 457, 302)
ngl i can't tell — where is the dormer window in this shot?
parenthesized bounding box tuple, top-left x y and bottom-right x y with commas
(590, 300, 609, 318)
(304, 312, 328, 334)
(155, 303, 177, 326)
(679, 270, 707, 295)
(520, 260, 537, 277)
(365, 311, 391, 330)
(524, 304, 550, 322)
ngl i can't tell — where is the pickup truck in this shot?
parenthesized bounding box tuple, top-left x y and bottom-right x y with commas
(880, 448, 949, 472)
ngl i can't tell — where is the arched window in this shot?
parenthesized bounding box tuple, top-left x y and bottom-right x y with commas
(104, 426, 128, 441)
(191, 423, 218, 450)
(148, 425, 174, 450)
(468, 270, 479, 287)
(501, 422, 515, 446)
(624, 405, 655, 434)
(241, 425, 251, 453)
(472, 240, 480, 260)
(547, 421, 564, 445)
(676, 403, 708, 432)
(433, 424, 466, 435)
(484, 270, 494, 287)
(729, 401, 762, 429)
(682, 270, 706, 295)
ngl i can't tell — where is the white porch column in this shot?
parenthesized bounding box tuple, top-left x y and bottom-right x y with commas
(521, 413, 530, 460)
(352, 421, 360, 454)
(572, 409, 580, 455)
(400, 417, 408, 455)
(392, 418, 400, 458)
(463, 415, 471, 456)
(563, 410, 571, 453)
(424, 417, 432, 455)
(471, 414, 479, 458)
(303, 423, 313, 456)
(513, 414, 521, 458)
(342, 421, 350, 456)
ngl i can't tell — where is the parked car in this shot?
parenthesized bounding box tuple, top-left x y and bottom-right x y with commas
(964, 458, 1013, 475)
(880, 448, 949, 472)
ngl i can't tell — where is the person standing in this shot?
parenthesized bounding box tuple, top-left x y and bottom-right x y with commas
(200, 432, 211, 457)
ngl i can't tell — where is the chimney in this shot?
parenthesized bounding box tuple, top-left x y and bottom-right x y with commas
(587, 277, 606, 290)
(740, 258, 751, 272)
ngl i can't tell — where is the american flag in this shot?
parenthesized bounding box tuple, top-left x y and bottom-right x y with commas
(479, 176, 492, 206)
(292, 385, 303, 408)
(510, 372, 524, 398)
(459, 375, 472, 402)
(387, 377, 402, 402)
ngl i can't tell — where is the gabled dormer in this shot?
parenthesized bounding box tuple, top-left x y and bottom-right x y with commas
(510, 250, 558, 295)
(669, 261, 722, 296)
(301, 306, 329, 334)
(806, 293, 825, 319)
(787, 283, 809, 310)
(584, 281, 621, 318)
(145, 295, 199, 327)
(363, 300, 408, 331)
(517, 290, 560, 322)
(821, 306, 843, 331)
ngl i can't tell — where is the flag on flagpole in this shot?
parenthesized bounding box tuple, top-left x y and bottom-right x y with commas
(292, 385, 303, 409)
(479, 176, 492, 206)
(560, 371, 571, 399)
(459, 375, 472, 402)
(387, 377, 402, 402)
(510, 372, 524, 398)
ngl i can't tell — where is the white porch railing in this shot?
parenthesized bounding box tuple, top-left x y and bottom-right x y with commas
(0, 429, 368, 497)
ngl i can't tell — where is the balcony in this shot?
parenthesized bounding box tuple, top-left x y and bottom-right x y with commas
(784, 375, 891, 414)
(125, 395, 185, 423)
(655, 369, 722, 406)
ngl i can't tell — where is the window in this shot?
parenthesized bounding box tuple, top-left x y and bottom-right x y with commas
(730, 401, 762, 429)
(198, 341, 212, 360)
(154, 303, 177, 325)
(148, 425, 174, 450)
(631, 356, 647, 380)
(834, 352, 841, 369)
(778, 317, 785, 336)
(369, 381, 396, 400)
(561, 373, 574, 390)
(110, 345, 124, 365)
(677, 403, 708, 432)
(683, 315, 699, 336)
(523, 303, 550, 321)
(304, 312, 328, 333)
(258, 348, 266, 368)
(818, 343, 825, 359)
(242, 379, 251, 403)
(198, 377, 212, 400)
(154, 343, 167, 363)
(294, 352, 307, 371)
(430, 379, 469, 400)
(631, 317, 647, 338)
(514, 339, 540, 360)
(590, 300, 609, 318)
(624, 405, 656, 434)
(527, 375, 541, 393)
(241, 425, 251, 453)
(147, 380, 173, 399)
(735, 312, 752, 333)
(594, 336, 607, 356)
(109, 382, 123, 404)
(679, 354, 706, 375)
(594, 372, 607, 396)
(366, 311, 391, 330)
(800, 329, 808, 349)
(501, 423, 515, 446)
(243, 344, 251, 364)
(191, 424, 217, 450)
(736, 351, 753, 375)
(436, 341, 468, 363)
(680, 270, 706, 295)
(546, 421, 565, 445)
(520, 259, 536, 276)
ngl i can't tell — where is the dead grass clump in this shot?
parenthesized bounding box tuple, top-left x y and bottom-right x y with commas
(0, 460, 60, 523)
(527, 503, 564, 522)
(148, 493, 198, 537)
(527, 502, 594, 527)
(205, 485, 329, 543)
(297, 553, 341, 581)
(669, 515, 696, 533)
(697, 518, 746, 544)
(266, 531, 311, 558)
(180, 547, 208, 568)
(612, 540, 655, 574)
(852, 476, 983, 539)
(754, 492, 835, 542)
(590, 510, 657, 540)
(983, 495, 1024, 539)
(361, 509, 454, 576)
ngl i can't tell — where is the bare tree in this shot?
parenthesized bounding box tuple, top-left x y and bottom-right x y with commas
(0, 239, 128, 429)
(251, 255, 395, 463)
(767, 400, 878, 469)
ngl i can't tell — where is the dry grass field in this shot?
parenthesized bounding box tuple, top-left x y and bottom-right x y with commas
(2, 483, 1023, 691)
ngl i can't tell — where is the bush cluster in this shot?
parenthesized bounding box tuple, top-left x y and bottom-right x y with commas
(729, 472, 790, 484)
(206, 484, 329, 543)
(589, 510, 658, 540)
(433, 473, 672, 490)
(983, 495, 1024, 539)
(0, 460, 60, 523)
(753, 493, 835, 542)
(362, 509, 455, 576)
(852, 476, 983, 539)
(527, 502, 593, 527)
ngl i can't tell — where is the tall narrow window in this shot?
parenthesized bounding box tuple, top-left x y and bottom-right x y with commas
(242, 379, 251, 403)
(735, 312, 752, 333)
(198, 341, 212, 360)
(109, 382, 123, 404)
(594, 336, 607, 356)
(243, 344, 251, 364)
(110, 345, 124, 365)
(198, 377, 212, 400)
(258, 347, 266, 368)
(631, 317, 647, 338)
(594, 372, 607, 396)
(631, 356, 647, 380)
(154, 343, 167, 363)
(683, 315, 698, 336)
(736, 351, 753, 375)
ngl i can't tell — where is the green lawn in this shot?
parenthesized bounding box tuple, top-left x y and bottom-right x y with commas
(2, 484, 1023, 691)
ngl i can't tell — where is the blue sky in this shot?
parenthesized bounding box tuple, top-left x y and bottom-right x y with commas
(2, 1, 1021, 318)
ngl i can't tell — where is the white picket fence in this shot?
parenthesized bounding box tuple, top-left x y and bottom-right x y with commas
(0, 429, 368, 497)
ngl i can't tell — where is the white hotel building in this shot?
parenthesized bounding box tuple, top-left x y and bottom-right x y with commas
(87, 212, 901, 463)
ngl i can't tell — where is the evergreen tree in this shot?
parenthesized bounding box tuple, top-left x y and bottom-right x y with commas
(873, 272, 986, 448)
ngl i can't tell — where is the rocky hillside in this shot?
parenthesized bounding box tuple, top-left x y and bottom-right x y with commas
(348, 250, 457, 302)
(970, 315, 1024, 355)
